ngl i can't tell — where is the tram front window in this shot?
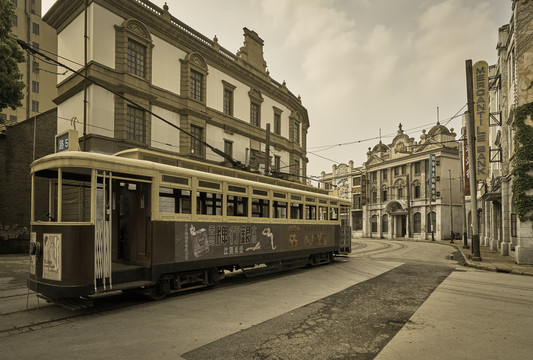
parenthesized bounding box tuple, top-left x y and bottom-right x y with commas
(32, 169, 91, 223)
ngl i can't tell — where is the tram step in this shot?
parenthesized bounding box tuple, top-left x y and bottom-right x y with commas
(37, 295, 94, 310)
(97, 280, 154, 293)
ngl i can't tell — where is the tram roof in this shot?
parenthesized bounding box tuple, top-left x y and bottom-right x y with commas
(31, 149, 349, 203)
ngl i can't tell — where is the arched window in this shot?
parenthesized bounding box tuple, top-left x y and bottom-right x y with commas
(370, 214, 378, 233)
(382, 214, 388, 233)
(394, 179, 405, 200)
(413, 212, 421, 233)
(412, 180, 421, 199)
(427, 211, 436, 233)
(381, 185, 388, 202)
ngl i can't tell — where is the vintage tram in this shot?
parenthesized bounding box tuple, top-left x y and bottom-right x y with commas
(28, 149, 351, 306)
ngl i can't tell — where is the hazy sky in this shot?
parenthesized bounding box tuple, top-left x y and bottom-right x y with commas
(41, 0, 512, 182)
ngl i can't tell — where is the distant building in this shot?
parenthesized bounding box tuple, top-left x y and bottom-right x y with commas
(321, 123, 462, 241)
(0, 0, 57, 128)
(43, 0, 309, 181)
(363, 123, 462, 241)
(321, 161, 365, 238)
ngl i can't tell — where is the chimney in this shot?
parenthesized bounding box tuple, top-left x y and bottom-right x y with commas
(238, 28, 267, 73)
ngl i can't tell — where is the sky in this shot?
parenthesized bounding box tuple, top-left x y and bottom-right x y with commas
(41, 0, 512, 184)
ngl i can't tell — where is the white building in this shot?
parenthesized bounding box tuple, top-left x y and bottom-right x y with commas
(43, 0, 309, 181)
(363, 123, 462, 241)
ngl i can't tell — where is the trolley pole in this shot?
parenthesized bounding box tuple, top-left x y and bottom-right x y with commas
(465, 60, 481, 260)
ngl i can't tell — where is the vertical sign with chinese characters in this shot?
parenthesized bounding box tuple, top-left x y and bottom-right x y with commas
(462, 126, 471, 196)
(429, 154, 437, 202)
(361, 175, 367, 206)
(472, 60, 489, 181)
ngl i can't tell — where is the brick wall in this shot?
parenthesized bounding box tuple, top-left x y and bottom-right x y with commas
(0, 108, 57, 252)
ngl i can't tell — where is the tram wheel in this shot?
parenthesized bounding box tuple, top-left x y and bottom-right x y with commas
(147, 281, 170, 300)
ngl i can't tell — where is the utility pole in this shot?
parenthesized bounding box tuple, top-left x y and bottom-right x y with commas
(265, 123, 270, 175)
(459, 132, 469, 248)
(465, 60, 482, 260)
(407, 173, 411, 237)
(449, 169, 454, 244)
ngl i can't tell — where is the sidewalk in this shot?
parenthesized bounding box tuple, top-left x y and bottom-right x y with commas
(444, 239, 533, 276)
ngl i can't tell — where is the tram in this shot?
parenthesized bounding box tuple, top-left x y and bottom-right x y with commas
(28, 149, 351, 306)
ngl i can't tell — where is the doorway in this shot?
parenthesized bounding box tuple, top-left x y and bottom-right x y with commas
(114, 180, 151, 266)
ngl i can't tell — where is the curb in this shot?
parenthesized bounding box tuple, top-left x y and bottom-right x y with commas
(452, 243, 533, 277)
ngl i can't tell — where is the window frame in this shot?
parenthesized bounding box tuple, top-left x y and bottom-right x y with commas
(222, 81, 236, 116)
(126, 105, 146, 143)
(190, 69, 204, 102)
(115, 19, 153, 82)
(190, 124, 205, 157)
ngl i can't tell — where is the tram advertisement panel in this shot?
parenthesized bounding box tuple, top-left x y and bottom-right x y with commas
(174, 223, 336, 262)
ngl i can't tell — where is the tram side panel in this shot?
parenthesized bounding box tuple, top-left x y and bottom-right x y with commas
(151, 221, 338, 276)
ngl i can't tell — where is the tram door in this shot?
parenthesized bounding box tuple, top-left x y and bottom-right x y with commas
(114, 181, 151, 266)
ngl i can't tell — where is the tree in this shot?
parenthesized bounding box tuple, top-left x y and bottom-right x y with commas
(0, 0, 25, 114)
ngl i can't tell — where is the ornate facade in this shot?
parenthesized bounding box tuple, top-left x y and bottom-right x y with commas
(363, 124, 462, 241)
(321, 123, 462, 241)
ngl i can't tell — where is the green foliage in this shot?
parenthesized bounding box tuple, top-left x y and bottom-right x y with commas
(512, 101, 533, 224)
(0, 0, 26, 112)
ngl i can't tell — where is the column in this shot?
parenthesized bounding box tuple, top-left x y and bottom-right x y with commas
(500, 180, 510, 256)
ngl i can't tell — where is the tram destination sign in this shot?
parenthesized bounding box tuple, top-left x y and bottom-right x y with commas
(55, 129, 79, 153)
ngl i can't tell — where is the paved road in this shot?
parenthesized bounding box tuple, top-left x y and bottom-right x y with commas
(1, 240, 532, 359)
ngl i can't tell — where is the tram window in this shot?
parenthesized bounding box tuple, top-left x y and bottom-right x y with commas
(330, 207, 339, 221)
(305, 204, 316, 220)
(318, 206, 328, 221)
(273, 200, 287, 219)
(227, 195, 248, 217)
(253, 189, 268, 197)
(33, 175, 91, 222)
(33, 176, 54, 222)
(162, 175, 188, 186)
(197, 191, 222, 215)
(159, 187, 191, 214)
(63, 179, 92, 222)
(252, 198, 269, 217)
(290, 203, 303, 219)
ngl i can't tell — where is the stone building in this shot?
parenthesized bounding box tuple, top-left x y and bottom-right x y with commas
(363, 123, 462, 241)
(0, 0, 57, 127)
(320, 161, 365, 238)
(42, 0, 309, 181)
(480, 0, 533, 263)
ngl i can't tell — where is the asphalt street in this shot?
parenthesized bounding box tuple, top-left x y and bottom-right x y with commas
(1, 240, 533, 359)
(183, 262, 454, 360)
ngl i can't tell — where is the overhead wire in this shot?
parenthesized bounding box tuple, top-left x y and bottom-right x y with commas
(16, 39, 244, 169)
(11, 40, 470, 185)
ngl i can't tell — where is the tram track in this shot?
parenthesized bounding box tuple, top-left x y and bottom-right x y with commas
(350, 240, 407, 258)
(0, 291, 150, 338)
(0, 260, 343, 338)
